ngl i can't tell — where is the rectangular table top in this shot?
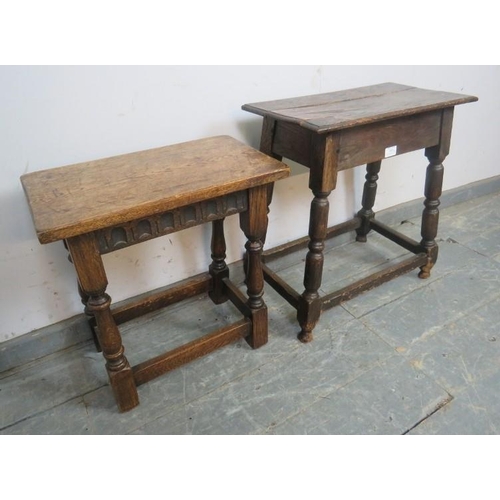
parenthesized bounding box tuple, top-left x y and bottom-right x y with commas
(21, 135, 289, 244)
(242, 82, 477, 133)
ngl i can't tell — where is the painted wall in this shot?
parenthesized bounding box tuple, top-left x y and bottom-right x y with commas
(1, 65, 498, 342)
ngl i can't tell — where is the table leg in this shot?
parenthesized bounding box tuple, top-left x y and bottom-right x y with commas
(419, 149, 445, 279)
(209, 218, 229, 304)
(240, 185, 268, 349)
(418, 107, 454, 279)
(356, 160, 382, 242)
(67, 233, 139, 412)
(297, 187, 332, 343)
(296, 134, 338, 343)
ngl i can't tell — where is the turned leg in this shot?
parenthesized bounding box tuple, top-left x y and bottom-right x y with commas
(240, 185, 268, 349)
(419, 150, 445, 279)
(296, 134, 338, 343)
(419, 107, 453, 279)
(356, 160, 382, 242)
(209, 218, 229, 304)
(67, 233, 139, 412)
(297, 188, 332, 343)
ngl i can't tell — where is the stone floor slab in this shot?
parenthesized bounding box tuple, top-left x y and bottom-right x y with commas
(403, 297, 500, 395)
(431, 192, 500, 244)
(0, 343, 106, 429)
(266, 355, 451, 435)
(130, 318, 394, 435)
(358, 258, 500, 349)
(342, 238, 486, 319)
(460, 227, 500, 260)
(2, 189, 500, 435)
(409, 369, 500, 435)
(1, 396, 91, 435)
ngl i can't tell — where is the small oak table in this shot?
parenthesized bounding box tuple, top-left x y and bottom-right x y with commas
(243, 82, 477, 343)
(21, 136, 289, 412)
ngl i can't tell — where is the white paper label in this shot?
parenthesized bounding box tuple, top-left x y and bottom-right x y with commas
(385, 145, 397, 158)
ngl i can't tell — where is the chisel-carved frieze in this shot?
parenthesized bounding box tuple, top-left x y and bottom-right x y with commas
(96, 191, 248, 254)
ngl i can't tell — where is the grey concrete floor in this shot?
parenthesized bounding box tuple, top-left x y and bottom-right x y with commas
(1, 191, 500, 435)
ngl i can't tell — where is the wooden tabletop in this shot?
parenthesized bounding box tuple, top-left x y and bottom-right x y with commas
(21, 135, 289, 244)
(242, 82, 478, 133)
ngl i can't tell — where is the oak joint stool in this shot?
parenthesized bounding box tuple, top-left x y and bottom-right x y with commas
(21, 136, 289, 412)
(243, 83, 477, 343)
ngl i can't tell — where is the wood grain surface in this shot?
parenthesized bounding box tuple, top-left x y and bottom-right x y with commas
(242, 82, 477, 133)
(21, 135, 289, 243)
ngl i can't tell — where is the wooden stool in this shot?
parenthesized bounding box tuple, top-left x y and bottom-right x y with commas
(21, 136, 289, 412)
(243, 83, 477, 343)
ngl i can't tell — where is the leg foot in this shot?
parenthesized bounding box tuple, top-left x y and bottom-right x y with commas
(108, 365, 139, 412)
(297, 293, 322, 343)
(298, 330, 314, 343)
(418, 259, 434, 279)
(246, 307, 268, 349)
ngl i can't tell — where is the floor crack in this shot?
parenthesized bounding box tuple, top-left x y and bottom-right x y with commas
(402, 393, 454, 435)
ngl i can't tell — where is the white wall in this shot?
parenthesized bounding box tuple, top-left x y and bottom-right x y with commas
(1, 65, 498, 342)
